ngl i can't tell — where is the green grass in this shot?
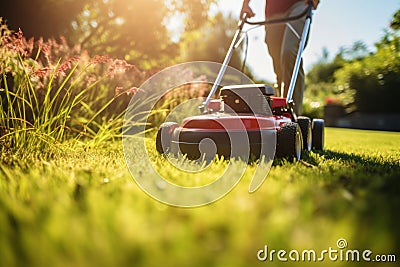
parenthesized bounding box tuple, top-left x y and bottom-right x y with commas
(0, 128, 399, 267)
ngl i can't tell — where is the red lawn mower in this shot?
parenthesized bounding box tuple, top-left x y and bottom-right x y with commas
(156, 2, 324, 161)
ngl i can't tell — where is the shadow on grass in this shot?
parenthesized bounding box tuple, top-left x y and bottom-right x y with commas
(316, 149, 400, 189)
(313, 149, 400, 250)
(270, 149, 400, 251)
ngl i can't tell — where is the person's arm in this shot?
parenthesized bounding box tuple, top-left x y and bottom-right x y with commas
(240, 0, 255, 18)
(306, 0, 320, 9)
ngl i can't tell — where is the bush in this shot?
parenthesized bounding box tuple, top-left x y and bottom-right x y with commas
(302, 82, 343, 118)
(335, 33, 400, 113)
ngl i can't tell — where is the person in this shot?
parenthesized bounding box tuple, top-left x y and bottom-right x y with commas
(240, 0, 320, 115)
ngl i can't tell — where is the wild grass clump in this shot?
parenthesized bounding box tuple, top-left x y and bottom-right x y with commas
(0, 19, 151, 156)
(0, 19, 219, 160)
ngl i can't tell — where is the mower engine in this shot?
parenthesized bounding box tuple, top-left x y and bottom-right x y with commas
(220, 84, 274, 116)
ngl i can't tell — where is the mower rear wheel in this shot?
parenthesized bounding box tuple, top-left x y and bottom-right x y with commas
(297, 116, 312, 151)
(311, 119, 324, 150)
(156, 122, 179, 155)
(276, 122, 303, 161)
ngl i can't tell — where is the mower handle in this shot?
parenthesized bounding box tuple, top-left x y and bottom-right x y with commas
(244, 2, 313, 26)
(201, 2, 314, 113)
(201, 13, 248, 112)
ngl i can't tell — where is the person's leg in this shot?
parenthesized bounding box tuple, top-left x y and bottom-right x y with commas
(265, 24, 285, 96)
(281, 3, 308, 115)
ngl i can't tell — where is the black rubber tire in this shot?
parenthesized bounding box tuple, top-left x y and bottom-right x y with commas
(297, 116, 312, 151)
(156, 122, 179, 155)
(276, 122, 303, 161)
(311, 119, 324, 150)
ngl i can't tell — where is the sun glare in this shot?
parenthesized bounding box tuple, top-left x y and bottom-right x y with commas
(115, 17, 125, 25)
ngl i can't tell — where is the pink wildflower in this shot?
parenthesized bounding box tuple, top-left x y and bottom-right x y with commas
(125, 86, 139, 96)
(115, 86, 124, 97)
(57, 56, 80, 76)
(114, 86, 140, 97)
(107, 59, 134, 78)
(34, 67, 52, 78)
(90, 55, 110, 65)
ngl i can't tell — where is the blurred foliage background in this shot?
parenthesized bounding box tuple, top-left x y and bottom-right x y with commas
(1, 0, 229, 69)
(304, 14, 400, 117)
(1, 0, 400, 118)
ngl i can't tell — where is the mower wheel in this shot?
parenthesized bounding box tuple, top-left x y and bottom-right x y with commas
(276, 122, 303, 161)
(156, 122, 179, 155)
(311, 119, 324, 150)
(297, 116, 312, 151)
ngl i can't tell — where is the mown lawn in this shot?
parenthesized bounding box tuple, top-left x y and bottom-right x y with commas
(0, 128, 399, 267)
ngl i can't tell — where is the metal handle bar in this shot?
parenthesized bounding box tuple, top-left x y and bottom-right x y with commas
(244, 3, 312, 26)
(202, 14, 248, 111)
(286, 9, 313, 106)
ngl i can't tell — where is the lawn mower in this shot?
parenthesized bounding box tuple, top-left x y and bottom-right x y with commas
(156, 2, 324, 161)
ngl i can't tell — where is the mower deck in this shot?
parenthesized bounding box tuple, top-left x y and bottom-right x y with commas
(170, 113, 283, 159)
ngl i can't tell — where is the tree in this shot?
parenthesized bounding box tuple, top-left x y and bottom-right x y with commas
(168, 0, 216, 32)
(334, 18, 400, 113)
(306, 47, 344, 84)
(307, 40, 371, 85)
(390, 9, 400, 30)
(178, 12, 244, 71)
(0, 0, 89, 38)
(305, 7, 400, 115)
(69, 0, 177, 68)
(1, 0, 218, 68)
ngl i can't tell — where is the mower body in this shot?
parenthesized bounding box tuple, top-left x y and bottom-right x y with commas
(156, 84, 324, 160)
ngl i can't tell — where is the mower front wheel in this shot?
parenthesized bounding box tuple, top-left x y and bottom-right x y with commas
(156, 122, 179, 155)
(276, 122, 303, 161)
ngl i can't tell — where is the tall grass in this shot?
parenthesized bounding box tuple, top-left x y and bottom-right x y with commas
(0, 19, 150, 156)
(0, 19, 218, 159)
(1, 54, 81, 150)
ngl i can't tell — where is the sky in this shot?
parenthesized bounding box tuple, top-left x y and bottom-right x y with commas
(212, 0, 400, 82)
